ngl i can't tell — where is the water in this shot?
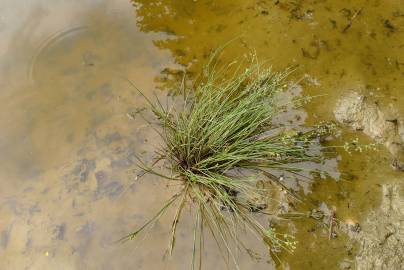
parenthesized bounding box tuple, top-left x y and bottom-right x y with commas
(0, 0, 403, 269)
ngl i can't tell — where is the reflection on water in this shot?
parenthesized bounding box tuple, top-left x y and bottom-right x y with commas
(1, 0, 403, 269)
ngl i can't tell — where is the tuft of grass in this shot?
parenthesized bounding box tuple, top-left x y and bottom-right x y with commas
(123, 54, 335, 268)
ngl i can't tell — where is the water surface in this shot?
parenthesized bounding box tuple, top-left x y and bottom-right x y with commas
(1, 0, 403, 269)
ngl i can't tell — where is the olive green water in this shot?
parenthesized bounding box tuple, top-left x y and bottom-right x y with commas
(0, 0, 403, 269)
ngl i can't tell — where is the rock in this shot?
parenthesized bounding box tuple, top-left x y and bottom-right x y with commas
(339, 260, 352, 269)
(334, 91, 404, 170)
(354, 183, 404, 270)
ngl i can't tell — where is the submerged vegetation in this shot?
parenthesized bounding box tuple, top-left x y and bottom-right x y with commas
(124, 54, 337, 268)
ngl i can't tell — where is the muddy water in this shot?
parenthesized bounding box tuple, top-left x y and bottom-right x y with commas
(1, 0, 403, 269)
(0, 1, 206, 269)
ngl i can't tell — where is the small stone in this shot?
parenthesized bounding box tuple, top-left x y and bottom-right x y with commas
(339, 261, 351, 269)
(349, 223, 361, 233)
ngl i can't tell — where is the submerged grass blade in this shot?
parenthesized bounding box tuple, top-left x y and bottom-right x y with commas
(121, 193, 180, 242)
(168, 184, 189, 255)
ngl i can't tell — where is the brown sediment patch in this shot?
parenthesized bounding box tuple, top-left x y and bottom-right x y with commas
(335, 91, 404, 170)
(353, 183, 403, 270)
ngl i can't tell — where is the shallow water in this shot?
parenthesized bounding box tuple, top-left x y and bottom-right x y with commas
(0, 0, 403, 269)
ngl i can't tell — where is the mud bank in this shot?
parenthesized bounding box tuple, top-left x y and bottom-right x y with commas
(335, 91, 404, 170)
(353, 183, 404, 270)
(335, 91, 404, 269)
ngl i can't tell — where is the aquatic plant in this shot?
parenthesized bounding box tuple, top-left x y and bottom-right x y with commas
(124, 54, 335, 268)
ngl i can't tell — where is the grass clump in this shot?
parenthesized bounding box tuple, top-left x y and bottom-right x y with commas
(124, 54, 334, 268)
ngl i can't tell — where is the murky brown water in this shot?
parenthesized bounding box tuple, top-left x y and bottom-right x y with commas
(1, 0, 403, 269)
